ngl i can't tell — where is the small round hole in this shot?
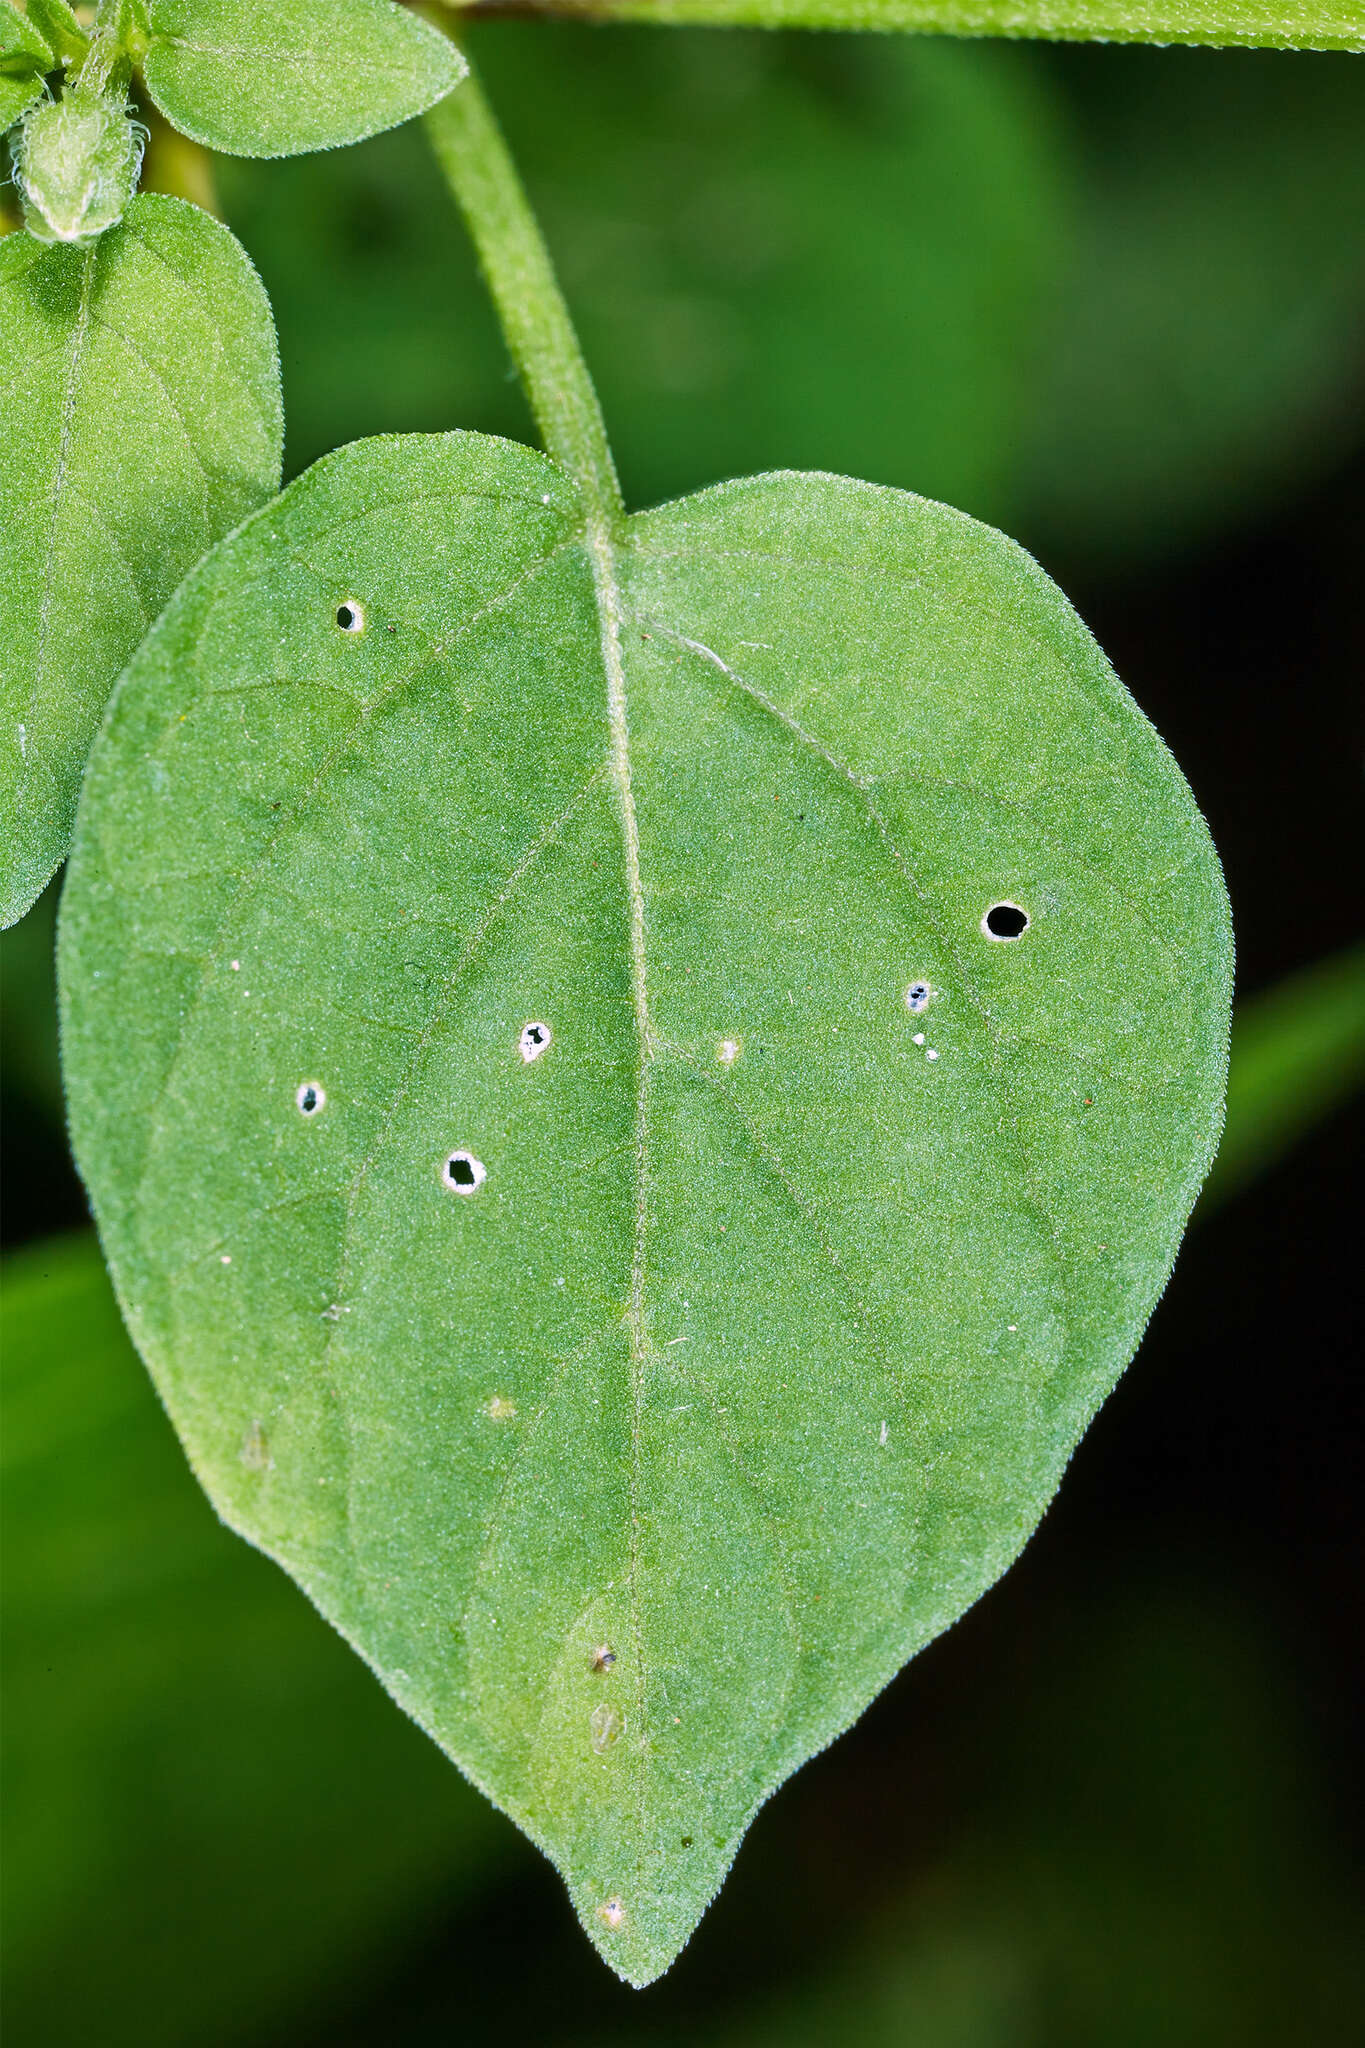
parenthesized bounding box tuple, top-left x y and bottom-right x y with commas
(905, 981, 931, 1013)
(296, 1081, 326, 1116)
(335, 600, 365, 634)
(982, 903, 1029, 941)
(443, 1149, 486, 1194)
(519, 1021, 552, 1063)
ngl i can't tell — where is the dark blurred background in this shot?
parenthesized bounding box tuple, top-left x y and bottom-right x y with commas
(3, 25, 1363, 2045)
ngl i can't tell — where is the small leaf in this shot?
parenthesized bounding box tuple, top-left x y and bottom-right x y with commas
(23, 0, 88, 67)
(0, 0, 53, 129)
(59, 434, 1231, 1982)
(139, 0, 467, 158)
(0, 193, 282, 927)
(542, 0, 1362, 54)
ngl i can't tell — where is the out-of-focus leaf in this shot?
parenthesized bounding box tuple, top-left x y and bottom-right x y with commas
(223, 27, 1070, 522)
(60, 429, 1229, 1982)
(140, 0, 467, 158)
(503, 0, 1363, 55)
(1201, 943, 1365, 1209)
(1, 1231, 512, 2048)
(23, 0, 87, 67)
(1014, 48, 1365, 568)
(0, 0, 51, 129)
(0, 874, 61, 1121)
(0, 193, 281, 927)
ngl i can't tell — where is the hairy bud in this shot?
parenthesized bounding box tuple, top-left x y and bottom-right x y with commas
(13, 86, 144, 245)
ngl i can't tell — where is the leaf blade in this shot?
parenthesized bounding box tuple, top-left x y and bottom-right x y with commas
(141, 0, 467, 158)
(0, 194, 282, 926)
(59, 433, 1231, 1981)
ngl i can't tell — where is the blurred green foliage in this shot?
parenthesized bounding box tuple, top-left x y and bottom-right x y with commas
(218, 29, 1365, 566)
(1, 1232, 511, 2048)
(1202, 942, 1365, 1207)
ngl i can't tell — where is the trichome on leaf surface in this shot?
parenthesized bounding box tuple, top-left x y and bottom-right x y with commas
(13, 0, 1346, 1985)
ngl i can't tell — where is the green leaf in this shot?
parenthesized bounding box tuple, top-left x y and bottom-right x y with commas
(59, 432, 1231, 1983)
(1, 1231, 513, 2047)
(139, 0, 467, 158)
(0, 193, 282, 927)
(1201, 943, 1365, 1211)
(532, 0, 1362, 53)
(24, 0, 88, 66)
(0, 0, 53, 128)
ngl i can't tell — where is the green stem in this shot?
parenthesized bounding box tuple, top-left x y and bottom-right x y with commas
(425, 61, 623, 529)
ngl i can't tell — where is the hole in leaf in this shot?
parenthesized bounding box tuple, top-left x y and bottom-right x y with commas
(519, 1021, 552, 1063)
(443, 1150, 486, 1194)
(296, 1081, 325, 1116)
(335, 600, 365, 634)
(983, 903, 1029, 941)
(906, 981, 931, 1012)
(589, 1643, 617, 1674)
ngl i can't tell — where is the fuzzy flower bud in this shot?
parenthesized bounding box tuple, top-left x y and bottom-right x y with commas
(13, 85, 144, 245)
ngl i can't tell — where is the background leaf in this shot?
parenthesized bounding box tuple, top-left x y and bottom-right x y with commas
(0, 193, 282, 927)
(1200, 942, 1365, 1210)
(140, 0, 466, 158)
(0, 0, 52, 129)
(498, 0, 1362, 54)
(0, 1230, 512, 2048)
(59, 431, 1230, 1983)
(1014, 45, 1365, 569)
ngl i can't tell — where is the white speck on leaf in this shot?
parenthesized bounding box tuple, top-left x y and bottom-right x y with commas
(717, 1036, 741, 1065)
(485, 1394, 517, 1421)
(879, 1420, 889, 1446)
(912, 1032, 925, 1047)
(239, 1419, 272, 1470)
(597, 1896, 626, 1930)
(589, 1700, 622, 1752)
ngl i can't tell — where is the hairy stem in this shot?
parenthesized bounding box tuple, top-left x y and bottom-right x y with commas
(425, 60, 623, 528)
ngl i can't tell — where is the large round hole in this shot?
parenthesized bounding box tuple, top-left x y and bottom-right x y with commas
(335, 600, 365, 634)
(983, 903, 1029, 941)
(443, 1149, 486, 1194)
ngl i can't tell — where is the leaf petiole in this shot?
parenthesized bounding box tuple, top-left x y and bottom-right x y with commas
(425, 55, 624, 531)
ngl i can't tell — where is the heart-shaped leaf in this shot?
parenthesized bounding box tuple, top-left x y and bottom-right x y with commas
(0, 194, 281, 926)
(139, 0, 467, 158)
(59, 432, 1231, 1982)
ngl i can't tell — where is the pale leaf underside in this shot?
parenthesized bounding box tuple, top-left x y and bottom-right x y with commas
(524, 0, 1364, 54)
(59, 433, 1231, 1981)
